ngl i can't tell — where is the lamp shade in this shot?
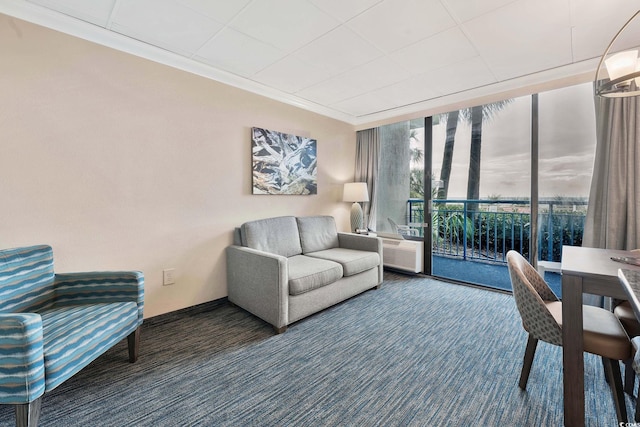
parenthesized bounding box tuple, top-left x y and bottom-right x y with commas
(604, 50, 638, 82)
(343, 182, 369, 202)
(595, 10, 640, 97)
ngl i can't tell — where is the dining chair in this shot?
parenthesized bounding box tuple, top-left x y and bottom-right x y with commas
(507, 250, 631, 424)
(614, 250, 640, 419)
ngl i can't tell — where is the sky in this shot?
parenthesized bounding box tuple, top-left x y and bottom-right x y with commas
(426, 82, 597, 199)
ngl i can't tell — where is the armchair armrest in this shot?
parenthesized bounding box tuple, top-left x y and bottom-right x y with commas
(54, 271, 145, 323)
(0, 313, 45, 404)
(226, 245, 288, 330)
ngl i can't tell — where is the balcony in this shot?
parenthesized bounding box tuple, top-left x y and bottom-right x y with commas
(405, 197, 587, 266)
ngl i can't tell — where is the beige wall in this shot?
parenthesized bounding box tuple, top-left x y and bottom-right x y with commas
(0, 15, 357, 318)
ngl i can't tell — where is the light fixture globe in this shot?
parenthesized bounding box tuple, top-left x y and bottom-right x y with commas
(595, 10, 640, 98)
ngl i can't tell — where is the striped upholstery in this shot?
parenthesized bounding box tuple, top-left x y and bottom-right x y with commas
(41, 303, 138, 391)
(0, 245, 144, 406)
(54, 272, 145, 322)
(0, 313, 45, 403)
(0, 245, 55, 313)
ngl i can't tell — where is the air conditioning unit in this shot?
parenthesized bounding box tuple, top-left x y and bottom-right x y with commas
(381, 238, 423, 273)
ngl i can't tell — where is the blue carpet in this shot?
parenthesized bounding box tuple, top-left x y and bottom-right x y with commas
(0, 272, 625, 426)
(433, 255, 562, 297)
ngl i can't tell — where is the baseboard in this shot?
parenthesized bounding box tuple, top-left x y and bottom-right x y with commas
(143, 297, 229, 327)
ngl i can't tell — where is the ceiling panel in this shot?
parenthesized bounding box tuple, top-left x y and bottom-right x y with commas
(194, 28, 285, 77)
(347, 0, 457, 54)
(230, 0, 340, 53)
(389, 27, 478, 76)
(111, 0, 224, 56)
(441, 0, 517, 23)
(309, 0, 383, 23)
(252, 55, 332, 93)
(27, 0, 115, 27)
(174, 0, 252, 24)
(462, 0, 573, 80)
(293, 26, 383, 75)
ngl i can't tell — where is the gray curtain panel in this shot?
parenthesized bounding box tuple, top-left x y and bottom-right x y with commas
(583, 89, 640, 250)
(355, 128, 380, 231)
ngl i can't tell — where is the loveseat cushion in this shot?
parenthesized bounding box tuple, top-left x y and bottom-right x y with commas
(241, 216, 303, 257)
(306, 248, 380, 277)
(288, 255, 343, 296)
(296, 216, 339, 254)
(40, 302, 138, 391)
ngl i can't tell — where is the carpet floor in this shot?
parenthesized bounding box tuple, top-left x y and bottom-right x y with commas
(0, 272, 631, 426)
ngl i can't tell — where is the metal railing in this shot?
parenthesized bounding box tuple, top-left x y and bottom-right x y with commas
(405, 198, 587, 263)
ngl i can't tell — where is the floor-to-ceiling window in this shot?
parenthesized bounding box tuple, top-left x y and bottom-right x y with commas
(430, 95, 532, 289)
(375, 81, 597, 293)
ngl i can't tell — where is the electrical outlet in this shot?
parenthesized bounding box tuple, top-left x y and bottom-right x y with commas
(163, 268, 176, 286)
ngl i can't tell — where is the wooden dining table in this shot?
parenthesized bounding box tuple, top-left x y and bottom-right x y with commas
(561, 246, 640, 426)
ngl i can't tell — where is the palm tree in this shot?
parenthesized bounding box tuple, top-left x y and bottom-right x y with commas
(437, 110, 459, 199)
(409, 128, 424, 198)
(461, 100, 513, 215)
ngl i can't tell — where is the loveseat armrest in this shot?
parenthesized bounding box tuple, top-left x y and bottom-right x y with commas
(54, 271, 145, 323)
(226, 245, 289, 330)
(338, 233, 382, 253)
(338, 233, 383, 285)
(0, 313, 45, 404)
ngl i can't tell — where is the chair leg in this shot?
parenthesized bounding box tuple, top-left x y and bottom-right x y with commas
(624, 359, 636, 396)
(519, 335, 538, 390)
(127, 326, 141, 363)
(602, 357, 628, 424)
(15, 397, 42, 427)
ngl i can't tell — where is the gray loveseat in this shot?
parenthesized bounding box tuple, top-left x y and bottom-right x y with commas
(226, 215, 383, 333)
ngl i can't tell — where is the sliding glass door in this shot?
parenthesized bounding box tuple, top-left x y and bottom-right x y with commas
(429, 96, 532, 290)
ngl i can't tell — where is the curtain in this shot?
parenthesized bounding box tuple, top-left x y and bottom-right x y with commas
(355, 128, 380, 231)
(583, 90, 640, 250)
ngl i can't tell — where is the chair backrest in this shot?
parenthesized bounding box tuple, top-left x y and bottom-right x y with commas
(506, 250, 562, 346)
(0, 245, 56, 313)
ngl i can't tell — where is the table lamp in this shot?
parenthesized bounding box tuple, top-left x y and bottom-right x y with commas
(343, 182, 369, 232)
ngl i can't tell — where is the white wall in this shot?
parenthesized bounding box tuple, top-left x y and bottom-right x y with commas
(0, 15, 357, 318)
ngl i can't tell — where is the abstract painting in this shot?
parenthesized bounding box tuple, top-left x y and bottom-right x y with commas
(251, 127, 317, 195)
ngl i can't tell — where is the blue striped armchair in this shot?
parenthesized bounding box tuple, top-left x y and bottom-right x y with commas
(0, 245, 144, 427)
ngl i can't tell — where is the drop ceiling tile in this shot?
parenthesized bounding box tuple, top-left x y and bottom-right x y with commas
(347, 0, 456, 54)
(422, 56, 497, 95)
(330, 91, 399, 117)
(252, 56, 332, 93)
(293, 26, 383, 75)
(174, 0, 252, 24)
(230, 0, 340, 52)
(309, 0, 383, 23)
(440, 0, 517, 23)
(390, 27, 478, 75)
(296, 74, 369, 105)
(370, 73, 444, 106)
(570, 1, 640, 61)
(111, 0, 224, 56)
(296, 55, 412, 105)
(27, 0, 116, 27)
(462, 0, 573, 80)
(344, 56, 413, 90)
(195, 28, 285, 77)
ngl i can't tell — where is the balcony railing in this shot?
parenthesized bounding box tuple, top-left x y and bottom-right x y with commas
(406, 198, 587, 263)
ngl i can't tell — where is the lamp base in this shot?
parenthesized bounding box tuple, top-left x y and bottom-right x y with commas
(350, 202, 364, 233)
